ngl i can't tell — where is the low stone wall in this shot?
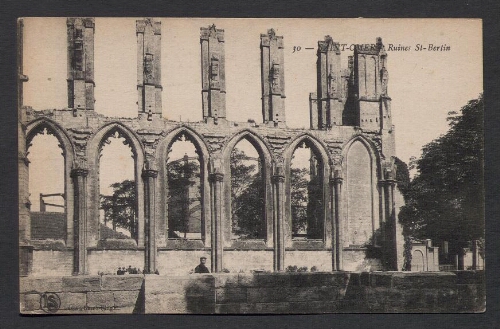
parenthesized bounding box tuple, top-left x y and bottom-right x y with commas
(145, 275, 215, 313)
(20, 271, 485, 314)
(144, 271, 485, 313)
(20, 275, 144, 314)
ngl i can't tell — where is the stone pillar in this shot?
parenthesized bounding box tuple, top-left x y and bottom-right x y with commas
(18, 18, 33, 276)
(272, 171, 285, 272)
(331, 170, 343, 271)
(142, 168, 158, 273)
(136, 18, 162, 120)
(309, 93, 318, 129)
(315, 36, 342, 129)
(200, 25, 226, 122)
(67, 18, 95, 111)
(18, 18, 30, 244)
(260, 29, 286, 127)
(383, 170, 398, 271)
(71, 168, 88, 275)
(472, 240, 480, 270)
(18, 18, 29, 111)
(209, 172, 224, 272)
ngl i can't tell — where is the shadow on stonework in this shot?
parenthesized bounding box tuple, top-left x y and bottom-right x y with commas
(336, 273, 370, 313)
(132, 280, 145, 314)
(184, 276, 215, 314)
(364, 220, 400, 271)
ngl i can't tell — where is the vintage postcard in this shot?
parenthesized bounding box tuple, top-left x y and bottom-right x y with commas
(18, 17, 484, 314)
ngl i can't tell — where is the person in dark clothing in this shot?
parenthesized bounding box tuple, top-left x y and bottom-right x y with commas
(194, 257, 210, 273)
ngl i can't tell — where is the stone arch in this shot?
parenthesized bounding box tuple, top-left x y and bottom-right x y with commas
(341, 135, 382, 178)
(26, 118, 75, 159)
(411, 250, 425, 272)
(222, 129, 274, 247)
(25, 118, 75, 246)
(89, 122, 145, 160)
(155, 125, 211, 247)
(284, 133, 331, 246)
(87, 122, 145, 248)
(341, 135, 381, 248)
(284, 133, 332, 167)
(222, 129, 274, 164)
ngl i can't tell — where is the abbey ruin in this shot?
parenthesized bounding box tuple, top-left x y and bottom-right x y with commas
(18, 18, 405, 277)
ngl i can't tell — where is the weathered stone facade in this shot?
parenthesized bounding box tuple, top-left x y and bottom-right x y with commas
(18, 18, 405, 277)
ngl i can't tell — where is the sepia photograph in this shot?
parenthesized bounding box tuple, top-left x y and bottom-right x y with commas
(18, 17, 484, 314)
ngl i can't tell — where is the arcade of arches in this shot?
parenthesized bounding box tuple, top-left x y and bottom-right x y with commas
(18, 18, 405, 276)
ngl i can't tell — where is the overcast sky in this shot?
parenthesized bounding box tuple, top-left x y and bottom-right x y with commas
(23, 18, 482, 209)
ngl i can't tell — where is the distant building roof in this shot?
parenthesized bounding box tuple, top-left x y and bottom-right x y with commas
(31, 212, 130, 240)
(30, 212, 65, 240)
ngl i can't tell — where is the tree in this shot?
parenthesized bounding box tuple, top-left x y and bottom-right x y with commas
(100, 149, 314, 241)
(398, 95, 484, 258)
(230, 149, 265, 239)
(290, 167, 309, 236)
(100, 179, 137, 239)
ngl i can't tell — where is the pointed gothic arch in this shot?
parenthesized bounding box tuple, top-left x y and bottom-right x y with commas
(284, 134, 331, 246)
(25, 118, 76, 246)
(155, 126, 211, 247)
(341, 135, 382, 248)
(87, 122, 145, 248)
(222, 130, 274, 247)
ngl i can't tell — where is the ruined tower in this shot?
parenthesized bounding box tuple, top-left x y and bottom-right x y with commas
(67, 18, 95, 110)
(200, 25, 226, 122)
(260, 29, 286, 127)
(353, 37, 392, 131)
(309, 36, 392, 134)
(136, 18, 162, 119)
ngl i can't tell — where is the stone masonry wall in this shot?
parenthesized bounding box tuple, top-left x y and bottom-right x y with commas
(144, 271, 485, 314)
(31, 251, 73, 277)
(20, 275, 143, 314)
(20, 271, 484, 314)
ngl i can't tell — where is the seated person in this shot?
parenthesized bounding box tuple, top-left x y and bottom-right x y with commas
(194, 257, 210, 273)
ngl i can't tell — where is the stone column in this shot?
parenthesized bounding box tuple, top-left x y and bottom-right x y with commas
(260, 29, 286, 127)
(71, 168, 88, 275)
(315, 36, 342, 128)
(383, 173, 398, 271)
(472, 240, 480, 270)
(209, 172, 224, 272)
(142, 168, 158, 273)
(331, 170, 343, 271)
(136, 18, 162, 120)
(18, 18, 33, 276)
(272, 172, 285, 271)
(200, 25, 226, 122)
(67, 18, 95, 111)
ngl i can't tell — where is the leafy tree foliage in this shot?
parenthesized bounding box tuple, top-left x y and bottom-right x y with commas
(100, 179, 137, 239)
(306, 171, 324, 239)
(398, 95, 484, 257)
(291, 156, 323, 239)
(291, 167, 309, 235)
(230, 149, 265, 239)
(100, 147, 323, 242)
